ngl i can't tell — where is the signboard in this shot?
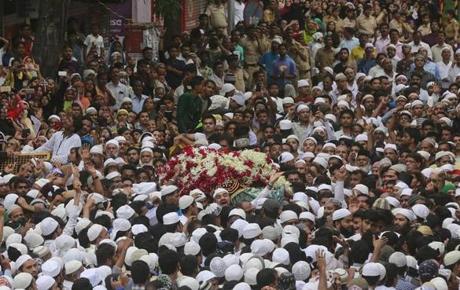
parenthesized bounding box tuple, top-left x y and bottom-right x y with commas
(108, 0, 132, 35)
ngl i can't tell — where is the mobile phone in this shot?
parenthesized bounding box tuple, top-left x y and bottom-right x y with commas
(22, 129, 30, 138)
(58, 71, 67, 77)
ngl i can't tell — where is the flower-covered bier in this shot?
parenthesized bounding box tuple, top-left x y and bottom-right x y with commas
(158, 146, 283, 196)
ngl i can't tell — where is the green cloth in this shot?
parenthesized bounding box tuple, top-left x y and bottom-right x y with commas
(234, 44, 245, 63)
(303, 29, 315, 44)
(303, 18, 322, 44)
(444, 0, 458, 13)
(176, 92, 203, 133)
(442, 182, 456, 193)
(231, 186, 285, 205)
(63, 100, 72, 111)
(313, 18, 324, 31)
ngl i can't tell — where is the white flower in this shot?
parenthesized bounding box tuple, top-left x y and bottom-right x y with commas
(208, 167, 217, 176)
(190, 168, 200, 176)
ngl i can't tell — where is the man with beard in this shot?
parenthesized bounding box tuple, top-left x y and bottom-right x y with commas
(104, 139, 120, 159)
(58, 44, 80, 75)
(315, 198, 341, 227)
(361, 94, 383, 127)
(35, 113, 82, 163)
(409, 55, 435, 89)
(400, 128, 420, 152)
(89, 144, 105, 171)
(392, 208, 416, 234)
(15, 254, 39, 279)
(356, 150, 371, 174)
(272, 43, 297, 89)
(296, 79, 313, 104)
(353, 209, 390, 251)
(332, 208, 354, 238)
(126, 147, 140, 167)
(335, 109, 354, 139)
(79, 116, 94, 146)
(213, 188, 230, 207)
(292, 104, 313, 141)
(350, 209, 372, 241)
(6, 205, 27, 231)
(384, 144, 399, 164)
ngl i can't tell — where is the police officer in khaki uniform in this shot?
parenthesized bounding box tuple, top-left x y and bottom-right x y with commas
(241, 26, 264, 88)
(285, 27, 311, 81)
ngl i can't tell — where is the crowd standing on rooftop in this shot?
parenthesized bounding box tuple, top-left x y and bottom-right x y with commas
(0, 0, 459, 289)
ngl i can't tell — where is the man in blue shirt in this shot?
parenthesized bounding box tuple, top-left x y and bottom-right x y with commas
(339, 27, 360, 52)
(272, 43, 297, 89)
(358, 44, 377, 74)
(130, 79, 149, 114)
(259, 38, 280, 84)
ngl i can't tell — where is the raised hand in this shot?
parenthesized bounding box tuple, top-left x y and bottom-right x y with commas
(365, 122, 374, 134)
(268, 171, 284, 186)
(71, 164, 80, 178)
(316, 249, 326, 271)
(80, 144, 91, 161)
(373, 235, 388, 251)
(84, 196, 96, 211)
(84, 162, 97, 176)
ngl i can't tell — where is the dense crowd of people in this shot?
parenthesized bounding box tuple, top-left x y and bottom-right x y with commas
(0, 0, 459, 289)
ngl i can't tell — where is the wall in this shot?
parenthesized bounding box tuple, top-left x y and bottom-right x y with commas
(181, 0, 207, 31)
